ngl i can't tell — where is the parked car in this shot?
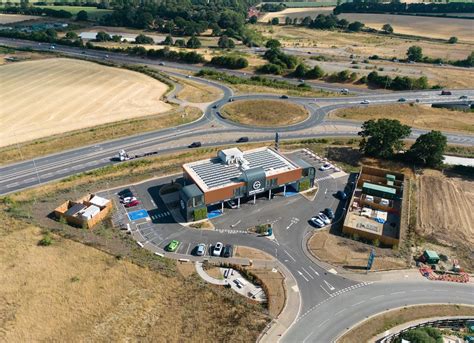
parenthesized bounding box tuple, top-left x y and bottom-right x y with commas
(166, 240, 180, 252)
(121, 196, 137, 204)
(280, 95, 289, 99)
(188, 141, 202, 148)
(441, 90, 452, 95)
(361, 99, 370, 104)
(125, 199, 140, 208)
(223, 244, 233, 258)
(226, 200, 238, 209)
(236, 136, 249, 143)
(119, 189, 134, 199)
(335, 191, 347, 200)
(159, 62, 165, 66)
(324, 208, 335, 219)
(398, 98, 406, 102)
(213, 242, 224, 256)
(228, 98, 234, 102)
(459, 95, 468, 100)
(212, 104, 217, 109)
(319, 163, 332, 171)
(195, 243, 206, 256)
(310, 216, 325, 228)
(317, 212, 331, 225)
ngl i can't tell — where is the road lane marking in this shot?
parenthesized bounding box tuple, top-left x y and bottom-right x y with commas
(323, 280, 335, 291)
(372, 294, 385, 300)
(319, 284, 331, 296)
(297, 271, 309, 282)
(301, 267, 315, 279)
(283, 249, 296, 262)
(317, 318, 329, 328)
(352, 300, 366, 307)
(334, 308, 346, 316)
(391, 291, 406, 295)
(302, 331, 315, 343)
(309, 266, 320, 276)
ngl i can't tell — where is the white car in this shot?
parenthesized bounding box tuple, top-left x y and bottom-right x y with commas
(213, 242, 224, 256)
(319, 163, 333, 171)
(311, 217, 325, 228)
(318, 213, 331, 225)
(361, 99, 370, 104)
(196, 243, 206, 256)
(121, 196, 137, 204)
(226, 200, 237, 209)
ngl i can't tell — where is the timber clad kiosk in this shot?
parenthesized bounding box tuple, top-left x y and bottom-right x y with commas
(179, 147, 316, 222)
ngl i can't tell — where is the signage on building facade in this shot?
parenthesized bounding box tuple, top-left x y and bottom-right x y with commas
(248, 180, 265, 195)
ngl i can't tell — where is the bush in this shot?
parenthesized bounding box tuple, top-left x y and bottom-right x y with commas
(298, 179, 310, 192)
(38, 233, 53, 246)
(135, 34, 154, 44)
(193, 207, 207, 221)
(448, 36, 458, 44)
(210, 55, 248, 69)
(257, 63, 283, 75)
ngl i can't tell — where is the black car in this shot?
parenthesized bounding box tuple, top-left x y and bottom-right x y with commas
(335, 191, 347, 200)
(223, 244, 233, 258)
(324, 208, 335, 219)
(118, 189, 134, 199)
(212, 105, 217, 109)
(280, 95, 289, 99)
(236, 136, 249, 143)
(189, 142, 202, 148)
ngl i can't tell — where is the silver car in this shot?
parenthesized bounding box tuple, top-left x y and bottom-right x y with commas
(196, 243, 206, 256)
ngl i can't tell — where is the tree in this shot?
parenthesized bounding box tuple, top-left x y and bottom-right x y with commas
(65, 31, 78, 40)
(305, 65, 325, 79)
(135, 34, 154, 44)
(347, 21, 364, 32)
(382, 23, 393, 34)
(95, 31, 111, 42)
(162, 35, 173, 46)
(285, 16, 292, 25)
(76, 10, 88, 21)
(111, 35, 122, 42)
(174, 39, 185, 47)
(358, 119, 411, 159)
(249, 15, 258, 24)
(301, 16, 311, 26)
(265, 39, 281, 49)
(407, 130, 447, 167)
(186, 35, 201, 49)
(294, 63, 308, 78)
(218, 35, 235, 49)
(407, 45, 423, 61)
(271, 17, 279, 25)
(448, 36, 458, 44)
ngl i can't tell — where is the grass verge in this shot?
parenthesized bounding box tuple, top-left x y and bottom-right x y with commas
(331, 104, 474, 134)
(338, 304, 474, 343)
(221, 99, 308, 127)
(0, 106, 201, 166)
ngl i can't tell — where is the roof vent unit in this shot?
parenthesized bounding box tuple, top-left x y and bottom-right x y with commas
(218, 148, 244, 165)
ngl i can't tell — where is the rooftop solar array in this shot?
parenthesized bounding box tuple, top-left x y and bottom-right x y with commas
(185, 148, 297, 191)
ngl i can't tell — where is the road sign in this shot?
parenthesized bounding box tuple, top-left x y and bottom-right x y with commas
(367, 248, 376, 271)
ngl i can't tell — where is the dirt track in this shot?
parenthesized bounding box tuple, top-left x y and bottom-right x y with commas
(0, 58, 171, 147)
(417, 175, 474, 248)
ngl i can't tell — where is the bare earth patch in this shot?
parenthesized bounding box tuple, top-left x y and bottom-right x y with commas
(0, 14, 39, 24)
(235, 246, 275, 261)
(221, 99, 308, 127)
(308, 230, 407, 272)
(332, 104, 474, 134)
(338, 304, 474, 343)
(0, 58, 171, 147)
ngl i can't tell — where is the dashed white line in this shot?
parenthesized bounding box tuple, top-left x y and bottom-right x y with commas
(297, 271, 309, 282)
(323, 280, 335, 291)
(334, 308, 346, 316)
(391, 291, 406, 295)
(284, 249, 296, 262)
(352, 300, 366, 307)
(301, 267, 315, 280)
(309, 266, 320, 276)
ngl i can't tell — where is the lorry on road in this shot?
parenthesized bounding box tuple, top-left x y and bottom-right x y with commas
(115, 149, 130, 161)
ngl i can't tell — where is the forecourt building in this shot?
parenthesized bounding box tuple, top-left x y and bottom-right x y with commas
(179, 147, 316, 222)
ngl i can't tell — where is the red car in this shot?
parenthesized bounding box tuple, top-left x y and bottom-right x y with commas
(125, 200, 140, 208)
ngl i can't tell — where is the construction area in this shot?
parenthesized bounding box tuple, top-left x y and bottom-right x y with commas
(54, 194, 112, 229)
(342, 166, 405, 247)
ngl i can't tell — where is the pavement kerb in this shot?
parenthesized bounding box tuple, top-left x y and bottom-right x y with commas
(195, 261, 227, 285)
(258, 260, 302, 343)
(333, 304, 474, 343)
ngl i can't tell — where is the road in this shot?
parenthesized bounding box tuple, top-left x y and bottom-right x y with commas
(1, 37, 473, 341)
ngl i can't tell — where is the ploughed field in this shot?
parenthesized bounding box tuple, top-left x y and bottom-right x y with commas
(0, 58, 171, 147)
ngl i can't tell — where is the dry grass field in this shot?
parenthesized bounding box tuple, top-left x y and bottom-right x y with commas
(417, 175, 474, 250)
(176, 77, 223, 103)
(0, 209, 269, 342)
(307, 230, 408, 271)
(339, 305, 474, 343)
(259, 7, 333, 22)
(331, 104, 474, 134)
(0, 14, 39, 24)
(0, 58, 172, 147)
(221, 99, 308, 126)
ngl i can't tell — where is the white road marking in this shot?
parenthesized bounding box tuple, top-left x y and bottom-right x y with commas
(151, 200, 156, 206)
(334, 308, 346, 316)
(372, 294, 385, 300)
(309, 266, 320, 276)
(297, 270, 309, 282)
(352, 300, 366, 307)
(301, 267, 315, 279)
(323, 280, 335, 291)
(302, 331, 315, 343)
(319, 284, 331, 296)
(283, 250, 296, 262)
(317, 318, 329, 328)
(391, 291, 406, 295)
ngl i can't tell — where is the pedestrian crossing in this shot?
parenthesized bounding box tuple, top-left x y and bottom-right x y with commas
(315, 175, 332, 182)
(217, 229, 247, 234)
(150, 211, 171, 220)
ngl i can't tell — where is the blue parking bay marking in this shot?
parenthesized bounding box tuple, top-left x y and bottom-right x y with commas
(128, 209, 150, 221)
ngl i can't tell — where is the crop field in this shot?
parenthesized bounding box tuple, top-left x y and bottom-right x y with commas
(259, 7, 333, 22)
(0, 58, 172, 147)
(0, 14, 39, 24)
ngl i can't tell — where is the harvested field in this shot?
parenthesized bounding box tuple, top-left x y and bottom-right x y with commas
(338, 13, 474, 42)
(332, 104, 474, 134)
(0, 14, 39, 24)
(176, 77, 223, 103)
(221, 99, 308, 127)
(339, 304, 474, 343)
(259, 7, 333, 22)
(417, 175, 474, 250)
(0, 209, 269, 342)
(308, 230, 407, 272)
(0, 58, 172, 147)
